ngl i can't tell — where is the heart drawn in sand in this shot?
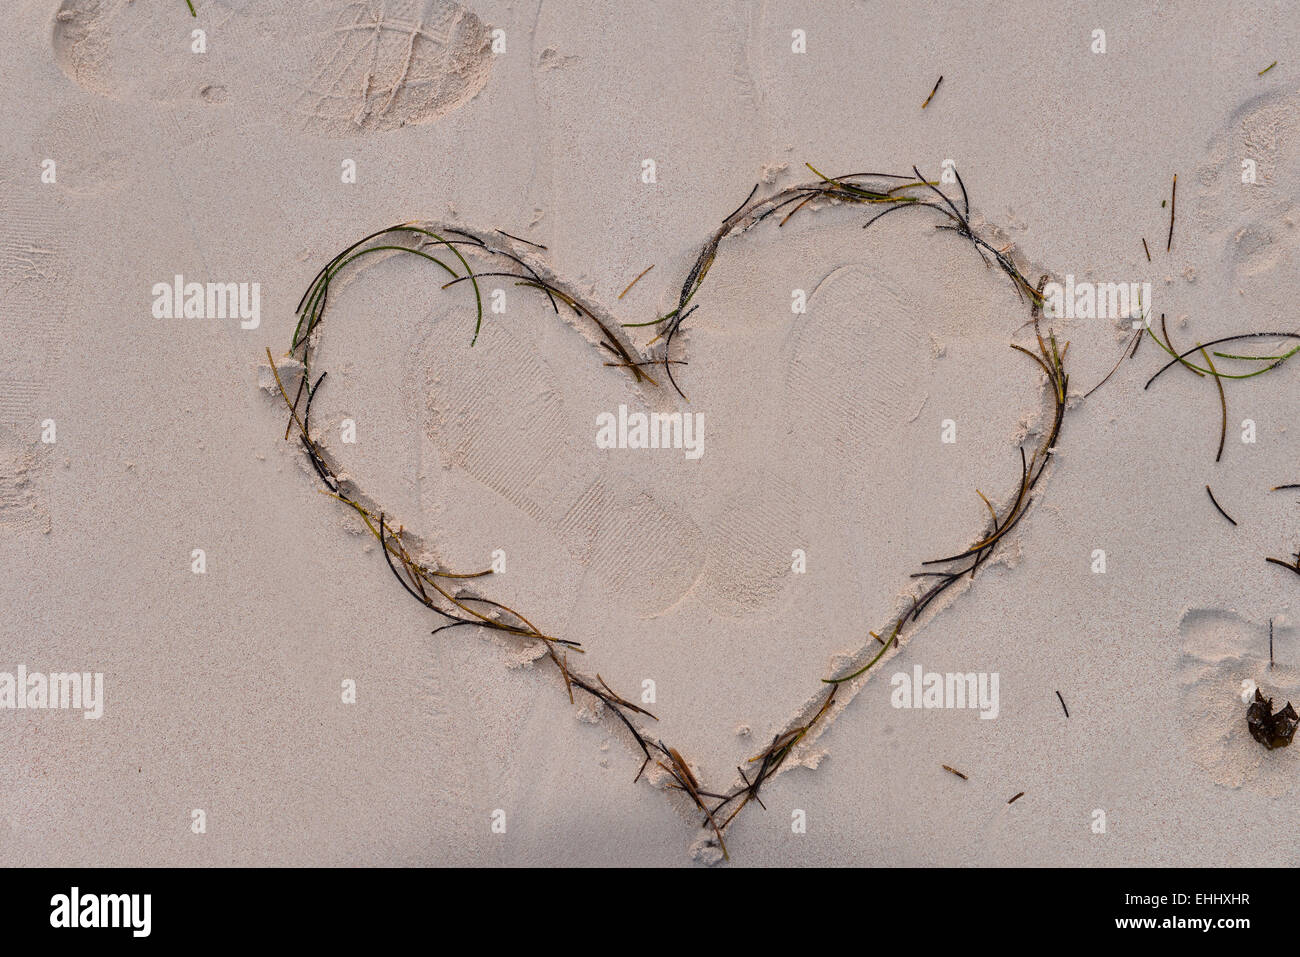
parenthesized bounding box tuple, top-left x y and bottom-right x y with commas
(267, 168, 1069, 862)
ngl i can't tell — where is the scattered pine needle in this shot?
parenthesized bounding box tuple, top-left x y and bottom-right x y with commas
(618, 264, 654, 299)
(1007, 792, 1025, 804)
(1142, 237, 1151, 262)
(942, 764, 968, 781)
(1083, 327, 1141, 399)
(1166, 173, 1177, 252)
(1206, 485, 1237, 526)
(921, 75, 943, 109)
(1260, 60, 1278, 75)
(1056, 690, 1069, 718)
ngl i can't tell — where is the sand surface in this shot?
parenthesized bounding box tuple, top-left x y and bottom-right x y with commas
(2, 0, 1299, 865)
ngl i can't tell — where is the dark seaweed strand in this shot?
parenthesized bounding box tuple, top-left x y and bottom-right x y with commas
(269, 346, 678, 800)
(655, 166, 1041, 398)
(496, 229, 547, 250)
(1199, 346, 1227, 462)
(1206, 485, 1238, 526)
(276, 173, 1068, 858)
(276, 225, 727, 847)
(1166, 174, 1177, 252)
(276, 221, 657, 643)
(1145, 332, 1300, 389)
(722, 183, 760, 224)
(813, 323, 1066, 704)
(1144, 329, 1298, 461)
(696, 172, 1068, 829)
(659, 171, 1065, 836)
(655, 174, 914, 396)
(292, 224, 645, 383)
(1267, 554, 1300, 577)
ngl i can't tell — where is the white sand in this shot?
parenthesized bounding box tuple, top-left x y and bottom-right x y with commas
(2, 0, 1299, 865)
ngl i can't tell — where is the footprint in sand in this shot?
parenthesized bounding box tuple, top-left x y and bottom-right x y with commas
(771, 252, 1041, 626)
(290, 0, 492, 134)
(416, 311, 707, 620)
(782, 265, 931, 475)
(1193, 91, 1300, 299)
(52, 0, 492, 135)
(1178, 608, 1299, 796)
(53, 0, 226, 101)
(410, 263, 916, 624)
(0, 425, 52, 536)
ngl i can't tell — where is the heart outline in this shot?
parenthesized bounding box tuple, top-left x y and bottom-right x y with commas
(268, 168, 1069, 862)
